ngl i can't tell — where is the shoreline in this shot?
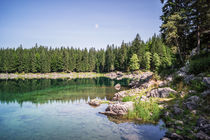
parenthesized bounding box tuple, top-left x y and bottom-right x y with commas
(0, 71, 144, 79)
(0, 72, 105, 79)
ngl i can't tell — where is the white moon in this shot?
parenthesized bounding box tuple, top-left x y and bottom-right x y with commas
(95, 24, 99, 29)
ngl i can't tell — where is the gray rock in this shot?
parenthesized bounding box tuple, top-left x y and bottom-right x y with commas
(196, 131, 210, 140)
(184, 74, 195, 84)
(88, 99, 101, 106)
(159, 80, 168, 87)
(166, 75, 173, 82)
(114, 83, 121, 90)
(147, 87, 177, 98)
(165, 132, 184, 140)
(174, 106, 184, 115)
(197, 117, 209, 127)
(185, 96, 200, 110)
(190, 47, 198, 57)
(180, 66, 189, 73)
(176, 71, 187, 77)
(100, 101, 134, 116)
(201, 90, 210, 97)
(201, 124, 210, 135)
(175, 120, 184, 125)
(189, 90, 196, 94)
(203, 77, 210, 87)
(187, 96, 200, 103)
(113, 91, 127, 101)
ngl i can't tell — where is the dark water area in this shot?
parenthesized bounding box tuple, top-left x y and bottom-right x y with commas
(0, 77, 166, 140)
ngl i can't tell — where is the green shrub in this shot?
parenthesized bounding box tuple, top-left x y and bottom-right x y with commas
(122, 96, 136, 102)
(189, 54, 210, 74)
(190, 80, 207, 92)
(127, 101, 160, 122)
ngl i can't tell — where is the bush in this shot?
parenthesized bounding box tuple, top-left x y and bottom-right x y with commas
(122, 96, 136, 102)
(127, 100, 160, 122)
(189, 54, 210, 74)
(190, 80, 207, 92)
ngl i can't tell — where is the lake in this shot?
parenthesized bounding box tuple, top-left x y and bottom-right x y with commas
(0, 77, 166, 140)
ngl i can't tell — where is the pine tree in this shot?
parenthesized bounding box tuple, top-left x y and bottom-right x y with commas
(144, 52, 151, 70)
(129, 54, 139, 71)
(152, 53, 161, 72)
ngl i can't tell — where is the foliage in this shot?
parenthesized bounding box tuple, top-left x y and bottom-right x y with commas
(127, 100, 160, 122)
(122, 96, 136, 102)
(152, 53, 161, 72)
(129, 54, 139, 71)
(143, 52, 151, 70)
(0, 34, 173, 73)
(190, 80, 207, 92)
(189, 54, 210, 74)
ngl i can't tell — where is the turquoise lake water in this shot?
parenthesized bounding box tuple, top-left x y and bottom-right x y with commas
(0, 78, 166, 140)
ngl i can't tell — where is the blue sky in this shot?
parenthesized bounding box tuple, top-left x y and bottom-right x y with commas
(0, 0, 162, 49)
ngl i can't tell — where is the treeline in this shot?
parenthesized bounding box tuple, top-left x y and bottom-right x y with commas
(0, 34, 173, 73)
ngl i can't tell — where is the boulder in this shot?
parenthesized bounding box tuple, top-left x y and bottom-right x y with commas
(203, 77, 210, 88)
(184, 74, 195, 84)
(147, 87, 177, 98)
(88, 99, 101, 106)
(113, 91, 127, 101)
(176, 71, 187, 77)
(180, 66, 189, 73)
(197, 117, 209, 127)
(129, 79, 139, 88)
(185, 96, 200, 110)
(165, 132, 184, 140)
(173, 106, 184, 115)
(166, 75, 173, 82)
(114, 83, 121, 90)
(201, 90, 210, 97)
(196, 131, 210, 140)
(100, 101, 134, 116)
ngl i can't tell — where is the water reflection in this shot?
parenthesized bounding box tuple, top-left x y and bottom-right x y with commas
(0, 77, 166, 140)
(0, 77, 130, 104)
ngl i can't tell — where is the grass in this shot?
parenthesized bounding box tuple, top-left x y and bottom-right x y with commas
(126, 100, 160, 122)
(190, 79, 207, 92)
(122, 96, 136, 102)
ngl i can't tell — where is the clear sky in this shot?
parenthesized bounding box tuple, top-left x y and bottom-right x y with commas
(0, 0, 162, 49)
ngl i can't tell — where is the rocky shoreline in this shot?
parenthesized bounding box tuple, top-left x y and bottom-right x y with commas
(89, 69, 210, 140)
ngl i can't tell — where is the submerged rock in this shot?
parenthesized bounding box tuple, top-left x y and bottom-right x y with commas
(99, 101, 134, 116)
(147, 87, 177, 98)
